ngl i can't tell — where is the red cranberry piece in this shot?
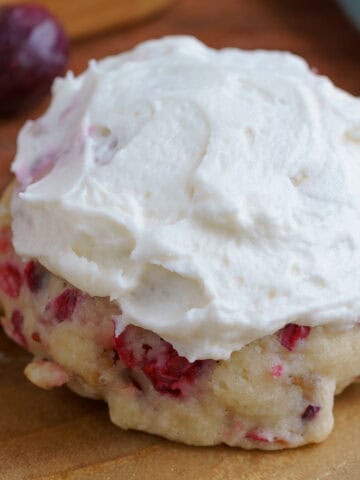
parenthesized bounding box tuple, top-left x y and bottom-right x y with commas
(271, 364, 283, 378)
(280, 323, 311, 351)
(24, 260, 47, 292)
(0, 262, 22, 298)
(50, 288, 80, 322)
(301, 404, 320, 421)
(11, 309, 27, 347)
(115, 329, 137, 368)
(0, 4, 69, 117)
(31, 331, 41, 343)
(245, 430, 269, 443)
(115, 325, 211, 397)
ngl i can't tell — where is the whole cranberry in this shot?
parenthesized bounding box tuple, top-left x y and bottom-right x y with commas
(0, 4, 69, 117)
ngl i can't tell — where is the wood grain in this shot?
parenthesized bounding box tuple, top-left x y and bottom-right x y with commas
(0, 1, 359, 479)
(0, 0, 174, 39)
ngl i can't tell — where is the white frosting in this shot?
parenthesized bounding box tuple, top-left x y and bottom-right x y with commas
(11, 36, 360, 361)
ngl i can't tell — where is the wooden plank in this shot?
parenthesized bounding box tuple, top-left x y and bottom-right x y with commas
(0, 0, 359, 478)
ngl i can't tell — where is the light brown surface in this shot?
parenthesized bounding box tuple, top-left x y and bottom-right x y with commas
(0, 0, 360, 478)
(0, 0, 174, 39)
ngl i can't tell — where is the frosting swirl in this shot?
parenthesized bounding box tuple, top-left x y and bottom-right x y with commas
(11, 36, 360, 360)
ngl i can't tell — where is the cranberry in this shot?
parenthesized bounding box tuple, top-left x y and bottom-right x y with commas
(245, 430, 269, 443)
(0, 262, 22, 298)
(0, 4, 69, 117)
(11, 309, 27, 346)
(50, 288, 80, 322)
(115, 325, 212, 396)
(271, 364, 283, 378)
(31, 331, 41, 343)
(24, 260, 47, 292)
(280, 323, 311, 351)
(301, 404, 320, 421)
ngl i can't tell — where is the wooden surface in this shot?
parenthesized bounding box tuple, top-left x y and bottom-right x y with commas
(0, 0, 174, 39)
(0, 1, 360, 479)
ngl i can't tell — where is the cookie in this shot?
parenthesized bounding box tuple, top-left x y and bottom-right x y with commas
(2, 37, 360, 449)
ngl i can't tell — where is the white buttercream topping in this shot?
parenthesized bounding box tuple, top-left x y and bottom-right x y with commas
(11, 36, 360, 360)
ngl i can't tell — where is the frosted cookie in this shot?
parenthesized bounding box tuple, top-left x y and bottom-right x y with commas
(1, 36, 360, 449)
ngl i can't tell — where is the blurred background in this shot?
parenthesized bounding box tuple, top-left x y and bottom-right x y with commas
(1, 0, 359, 91)
(1, 0, 359, 90)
